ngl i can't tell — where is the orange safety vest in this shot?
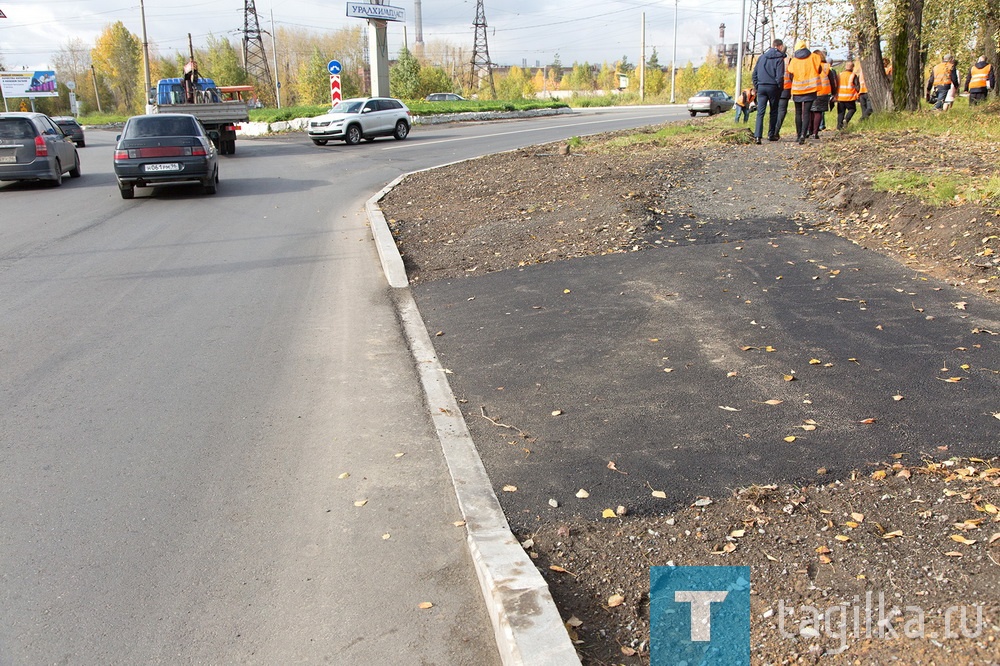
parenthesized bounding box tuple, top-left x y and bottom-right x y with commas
(837, 71, 859, 101)
(932, 62, 954, 87)
(858, 69, 867, 94)
(817, 63, 832, 96)
(788, 53, 821, 95)
(783, 68, 793, 90)
(969, 63, 992, 89)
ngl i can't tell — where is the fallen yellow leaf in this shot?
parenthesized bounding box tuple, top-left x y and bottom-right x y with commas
(602, 508, 617, 518)
(607, 594, 625, 608)
(418, 602, 434, 609)
(651, 490, 667, 499)
(851, 512, 865, 522)
(784, 436, 797, 443)
(576, 489, 590, 499)
(809, 359, 822, 365)
(503, 485, 517, 492)
(338, 472, 350, 479)
(835, 535, 851, 542)
(730, 529, 746, 538)
(872, 470, 887, 480)
(883, 530, 904, 539)
(950, 534, 977, 545)
(945, 551, 964, 557)
(354, 499, 368, 507)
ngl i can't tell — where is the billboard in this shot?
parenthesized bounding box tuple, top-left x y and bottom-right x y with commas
(0, 71, 60, 99)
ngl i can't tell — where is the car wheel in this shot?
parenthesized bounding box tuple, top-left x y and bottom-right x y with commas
(393, 121, 409, 140)
(311, 138, 328, 146)
(203, 167, 218, 195)
(51, 160, 63, 187)
(68, 153, 81, 178)
(78, 140, 86, 148)
(689, 110, 697, 117)
(119, 185, 134, 199)
(225, 139, 236, 155)
(344, 125, 362, 145)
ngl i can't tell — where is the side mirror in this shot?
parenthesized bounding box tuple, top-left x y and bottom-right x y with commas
(115, 135, 121, 141)
(362, 107, 372, 113)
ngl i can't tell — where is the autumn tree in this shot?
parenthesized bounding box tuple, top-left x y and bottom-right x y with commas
(203, 35, 249, 86)
(496, 65, 535, 99)
(597, 62, 617, 91)
(562, 62, 595, 91)
(849, 0, 893, 111)
(91, 21, 141, 113)
(417, 66, 453, 97)
(295, 47, 332, 105)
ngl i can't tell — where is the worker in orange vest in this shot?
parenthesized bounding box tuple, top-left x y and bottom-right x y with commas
(810, 50, 837, 137)
(774, 57, 793, 140)
(925, 54, 959, 110)
(965, 55, 995, 106)
(836, 61, 860, 129)
(786, 40, 823, 144)
(734, 87, 756, 123)
(856, 63, 873, 119)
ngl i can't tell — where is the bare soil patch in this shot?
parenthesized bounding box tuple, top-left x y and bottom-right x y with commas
(379, 118, 1000, 665)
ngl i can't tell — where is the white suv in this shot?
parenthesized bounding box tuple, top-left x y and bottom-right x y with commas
(307, 97, 411, 146)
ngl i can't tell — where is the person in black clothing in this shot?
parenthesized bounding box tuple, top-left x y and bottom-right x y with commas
(752, 39, 786, 144)
(965, 55, 996, 106)
(925, 54, 960, 110)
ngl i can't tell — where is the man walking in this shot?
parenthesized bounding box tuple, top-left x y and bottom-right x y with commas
(752, 39, 786, 144)
(965, 55, 995, 106)
(836, 61, 860, 129)
(926, 54, 959, 110)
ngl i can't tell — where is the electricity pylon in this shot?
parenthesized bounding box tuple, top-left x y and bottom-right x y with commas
(470, 0, 496, 98)
(242, 0, 276, 104)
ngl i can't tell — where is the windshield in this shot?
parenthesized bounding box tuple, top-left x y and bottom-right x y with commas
(124, 116, 199, 138)
(694, 91, 716, 96)
(330, 100, 363, 114)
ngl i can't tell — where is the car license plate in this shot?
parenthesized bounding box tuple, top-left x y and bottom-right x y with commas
(144, 163, 180, 172)
(0, 155, 15, 164)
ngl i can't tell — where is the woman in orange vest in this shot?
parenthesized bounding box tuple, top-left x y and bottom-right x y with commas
(965, 55, 995, 106)
(809, 50, 836, 138)
(856, 62, 874, 119)
(786, 39, 823, 144)
(836, 61, 860, 129)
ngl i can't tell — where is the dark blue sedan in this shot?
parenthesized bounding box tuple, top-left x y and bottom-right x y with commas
(113, 113, 219, 199)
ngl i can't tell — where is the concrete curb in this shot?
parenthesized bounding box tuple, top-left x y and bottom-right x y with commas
(366, 182, 581, 666)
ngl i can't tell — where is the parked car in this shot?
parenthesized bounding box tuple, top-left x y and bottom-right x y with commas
(112, 113, 219, 199)
(307, 97, 411, 146)
(0, 112, 81, 186)
(687, 90, 735, 116)
(52, 116, 85, 147)
(425, 93, 467, 102)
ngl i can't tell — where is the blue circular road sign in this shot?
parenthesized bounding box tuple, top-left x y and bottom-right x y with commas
(328, 60, 342, 75)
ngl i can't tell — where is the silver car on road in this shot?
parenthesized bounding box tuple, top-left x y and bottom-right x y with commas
(307, 97, 411, 146)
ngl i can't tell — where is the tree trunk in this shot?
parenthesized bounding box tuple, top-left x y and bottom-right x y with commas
(904, 0, 925, 111)
(851, 0, 895, 111)
(983, 8, 999, 98)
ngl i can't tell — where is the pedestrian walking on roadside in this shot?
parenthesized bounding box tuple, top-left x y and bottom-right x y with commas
(775, 57, 793, 139)
(857, 63, 874, 119)
(926, 54, 959, 110)
(786, 40, 823, 144)
(810, 51, 837, 136)
(966, 55, 995, 106)
(836, 61, 860, 129)
(751, 39, 786, 144)
(734, 87, 756, 123)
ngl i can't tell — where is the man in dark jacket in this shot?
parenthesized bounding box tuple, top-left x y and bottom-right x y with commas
(965, 55, 995, 106)
(752, 39, 786, 144)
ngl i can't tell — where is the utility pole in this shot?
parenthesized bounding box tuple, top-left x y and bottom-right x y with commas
(639, 12, 646, 102)
(90, 65, 102, 113)
(670, 0, 678, 103)
(140, 0, 152, 111)
(735, 0, 747, 101)
(270, 5, 280, 108)
(469, 0, 496, 97)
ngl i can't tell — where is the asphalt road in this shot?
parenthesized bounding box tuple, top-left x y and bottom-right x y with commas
(415, 205, 1000, 527)
(0, 106, 689, 665)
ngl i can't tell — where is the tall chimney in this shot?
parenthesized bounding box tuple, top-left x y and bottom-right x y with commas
(414, 0, 424, 56)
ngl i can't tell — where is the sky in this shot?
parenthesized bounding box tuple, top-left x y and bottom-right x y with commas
(0, 0, 772, 72)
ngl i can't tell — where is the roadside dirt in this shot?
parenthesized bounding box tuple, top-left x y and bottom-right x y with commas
(379, 115, 1000, 665)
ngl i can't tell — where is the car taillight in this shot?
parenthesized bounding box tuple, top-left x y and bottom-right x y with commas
(190, 146, 207, 156)
(114, 149, 129, 160)
(34, 135, 47, 157)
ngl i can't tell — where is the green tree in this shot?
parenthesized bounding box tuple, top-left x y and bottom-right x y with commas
(618, 55, 634, 74)
(91, 21, 141, 113)
(563, 62, 595, 91)
(549, 52, 563, 86)
(390, 46, 421, 99)
(417, 66, 453, 98)
(203, 34, 249, 86)
(496, 65, 535, 99)
(295, 47, 331, 105)
(597, 62, 617, 91)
